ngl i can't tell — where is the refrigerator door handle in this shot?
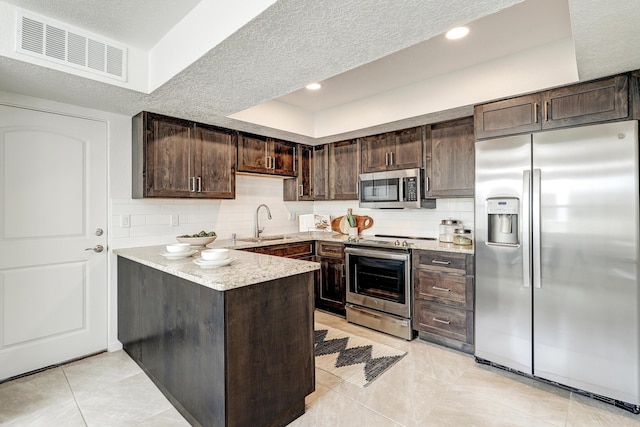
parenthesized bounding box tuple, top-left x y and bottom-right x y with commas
(532, 168, 542, 288)
(522, 170, 531, 288)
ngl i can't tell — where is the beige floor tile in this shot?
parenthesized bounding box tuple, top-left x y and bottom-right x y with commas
(332, 361, 451, 426)
(73, 372, 172, 426)
(315, 367, 344, 389)
(396, 338, 476, 385)
(566, 393, 640, 426)
(1, 398, 86, 427)
(0, 367, 76, 424)
(289, 388, 401, 427)
(135, 407, 191, 426)
(451, 364, 571, 426)
(62, 350, 143, 395)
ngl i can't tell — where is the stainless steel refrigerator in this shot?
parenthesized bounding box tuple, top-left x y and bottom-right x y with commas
(475, 120, 640, 412)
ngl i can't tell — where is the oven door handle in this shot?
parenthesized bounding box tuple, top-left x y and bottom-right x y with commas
(344, 247, 410, 261)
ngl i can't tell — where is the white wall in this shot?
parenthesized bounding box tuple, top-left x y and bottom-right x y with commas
(0, 89, 474, 355)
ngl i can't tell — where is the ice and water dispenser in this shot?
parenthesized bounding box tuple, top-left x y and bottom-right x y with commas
(486, 198, 519, 246)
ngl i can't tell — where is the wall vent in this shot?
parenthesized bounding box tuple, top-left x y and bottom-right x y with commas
(16, 11, 127, 82)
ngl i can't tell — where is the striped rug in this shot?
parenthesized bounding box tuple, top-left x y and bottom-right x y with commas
(314, 323, 407, 387)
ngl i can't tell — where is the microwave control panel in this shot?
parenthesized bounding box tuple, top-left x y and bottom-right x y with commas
(405, 177, 418, 201)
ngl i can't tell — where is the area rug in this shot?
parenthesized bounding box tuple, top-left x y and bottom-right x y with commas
(314, 323, 407, 387)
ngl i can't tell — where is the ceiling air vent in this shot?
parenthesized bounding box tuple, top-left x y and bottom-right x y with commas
(16, 11, 127, 82)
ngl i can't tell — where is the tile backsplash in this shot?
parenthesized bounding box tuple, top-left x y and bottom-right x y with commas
(110, 174, 473, 249)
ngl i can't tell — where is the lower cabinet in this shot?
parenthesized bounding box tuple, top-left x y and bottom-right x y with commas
(252, 241, 314, 259)
(315, 242, 346, 316)
(412, 250, 475, 354)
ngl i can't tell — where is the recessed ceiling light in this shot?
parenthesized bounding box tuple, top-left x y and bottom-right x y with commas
(305, 82, 322, 90)
(445, 26, 469, 40)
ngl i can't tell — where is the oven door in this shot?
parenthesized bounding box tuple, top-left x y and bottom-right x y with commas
(345, 247, 411, 318)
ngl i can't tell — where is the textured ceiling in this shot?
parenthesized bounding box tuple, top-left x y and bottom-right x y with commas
(1, 0, 640, 145)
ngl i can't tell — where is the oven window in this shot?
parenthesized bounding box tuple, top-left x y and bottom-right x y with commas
(360, 178, 400, 202)
(349, 255, 406, 304)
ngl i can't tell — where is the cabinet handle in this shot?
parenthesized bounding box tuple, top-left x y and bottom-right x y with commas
(432, 317, 451, 325)
(271, 156, 276, 170)
(196, 176, 202, 193)
(189, 176, 196, 192)
(425, 176, 430, 192)
(389, 151, 394, 166)
(432, 286, 450, 292)
(266, 156, 271, 169)
(544, 101, 549, 122)
(534, 102, 539, 123)
(431, 260, 451, 265)
(385, 152, 389, 166)
(299, 184, 304, 197)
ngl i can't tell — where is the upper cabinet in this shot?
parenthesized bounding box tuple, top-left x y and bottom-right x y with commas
(132, 112, 236, 199)
(313, 144, 329, 201)
(475, 74, 630, 139)
(361, 126, 422, 173)
(424, 117, 474, 198)
(283, 144, 313, 201)
(329, 139, 360, 200)
(237, 133, 297, 176)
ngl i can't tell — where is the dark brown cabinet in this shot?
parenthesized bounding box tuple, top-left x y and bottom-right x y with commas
(252, 241, 314, 260)
(475, 74, 629, 139)
(412, 250, 474, 354)
(424, 117, 475, 198)
(237, 133, 297, 176)
(283, 144, 313, 201)
(132, 112, 236, 199)
(329, 139, 360, 200)
(361, 126, 423, 173)
(313, 144, 329, 201)
(315, 242, 346, 316)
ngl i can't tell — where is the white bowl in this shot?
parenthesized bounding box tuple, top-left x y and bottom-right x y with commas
(176, 236, 217, 246)
(165, 243, 192, 253)
(200, 248, 229, 261)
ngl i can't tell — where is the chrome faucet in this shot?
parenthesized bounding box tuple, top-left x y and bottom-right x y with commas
(255, 204, 272, 238)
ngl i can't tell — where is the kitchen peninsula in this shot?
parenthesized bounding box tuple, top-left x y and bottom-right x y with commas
(115, 246, 319, 427)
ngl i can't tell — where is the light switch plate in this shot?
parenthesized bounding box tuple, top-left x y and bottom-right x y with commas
(119, 214, 130, 228)
(170, 214, 179, 227)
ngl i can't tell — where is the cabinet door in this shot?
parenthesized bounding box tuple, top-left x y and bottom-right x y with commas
(270, 139, 297, 176)
(474, 93, 541, 139)
(541, 74, 629, 130)
(194, 125, 236, 199)
(391, 126, 423, 170)
(313, 144, 328, 200)
(425, 117, 475, 197)
(361, 133, 393, 173)
(329, 140, 359, 200)
(317, 257, 346, 314)
(283, 144, 312, 201)
(144, 114, 192, 197)
(237, 134, 268, 173)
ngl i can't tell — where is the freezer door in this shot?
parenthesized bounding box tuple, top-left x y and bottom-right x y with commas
(475, 134, 533, 374)
(533, 120, 639, 405)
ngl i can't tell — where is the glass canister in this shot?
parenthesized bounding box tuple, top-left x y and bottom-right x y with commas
(439, 219, 460, 243)
(453, 228, 473, 246)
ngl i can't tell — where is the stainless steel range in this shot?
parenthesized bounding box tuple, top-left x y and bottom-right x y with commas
(344, 235, 435, 340)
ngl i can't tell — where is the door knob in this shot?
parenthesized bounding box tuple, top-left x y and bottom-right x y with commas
(85, 245, 104, 253)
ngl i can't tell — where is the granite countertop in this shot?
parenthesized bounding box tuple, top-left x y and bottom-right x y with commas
(114, 245, 320, 292)
(114, 231, 473, 292)
(206, 231, 475, 254)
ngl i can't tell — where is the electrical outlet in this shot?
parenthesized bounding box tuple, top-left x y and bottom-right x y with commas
(119, 214, 130, 228)
(170, 214, 179, 226)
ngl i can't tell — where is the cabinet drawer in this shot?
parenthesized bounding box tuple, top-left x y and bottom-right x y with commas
(316, 242, 344, 258)
(413, 250, 471, 274)
(414, 270, 472, 309)
(413, 300, 470, 343)
(253, 241, 314, 258)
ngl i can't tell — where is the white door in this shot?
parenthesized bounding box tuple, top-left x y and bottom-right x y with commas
(0, 104, 107, 380)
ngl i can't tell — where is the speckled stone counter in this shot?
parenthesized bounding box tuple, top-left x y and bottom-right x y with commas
(114, 244, 319, 292)
(205, 231, 474, 255)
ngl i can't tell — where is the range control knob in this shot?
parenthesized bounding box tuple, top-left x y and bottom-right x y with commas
(394, 240, 400, 246)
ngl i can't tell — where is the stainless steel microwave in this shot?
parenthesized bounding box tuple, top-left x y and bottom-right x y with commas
(359, 168, 434, 209)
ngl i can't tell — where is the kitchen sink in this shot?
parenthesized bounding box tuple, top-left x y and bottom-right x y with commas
(238, 235, 290, 243)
